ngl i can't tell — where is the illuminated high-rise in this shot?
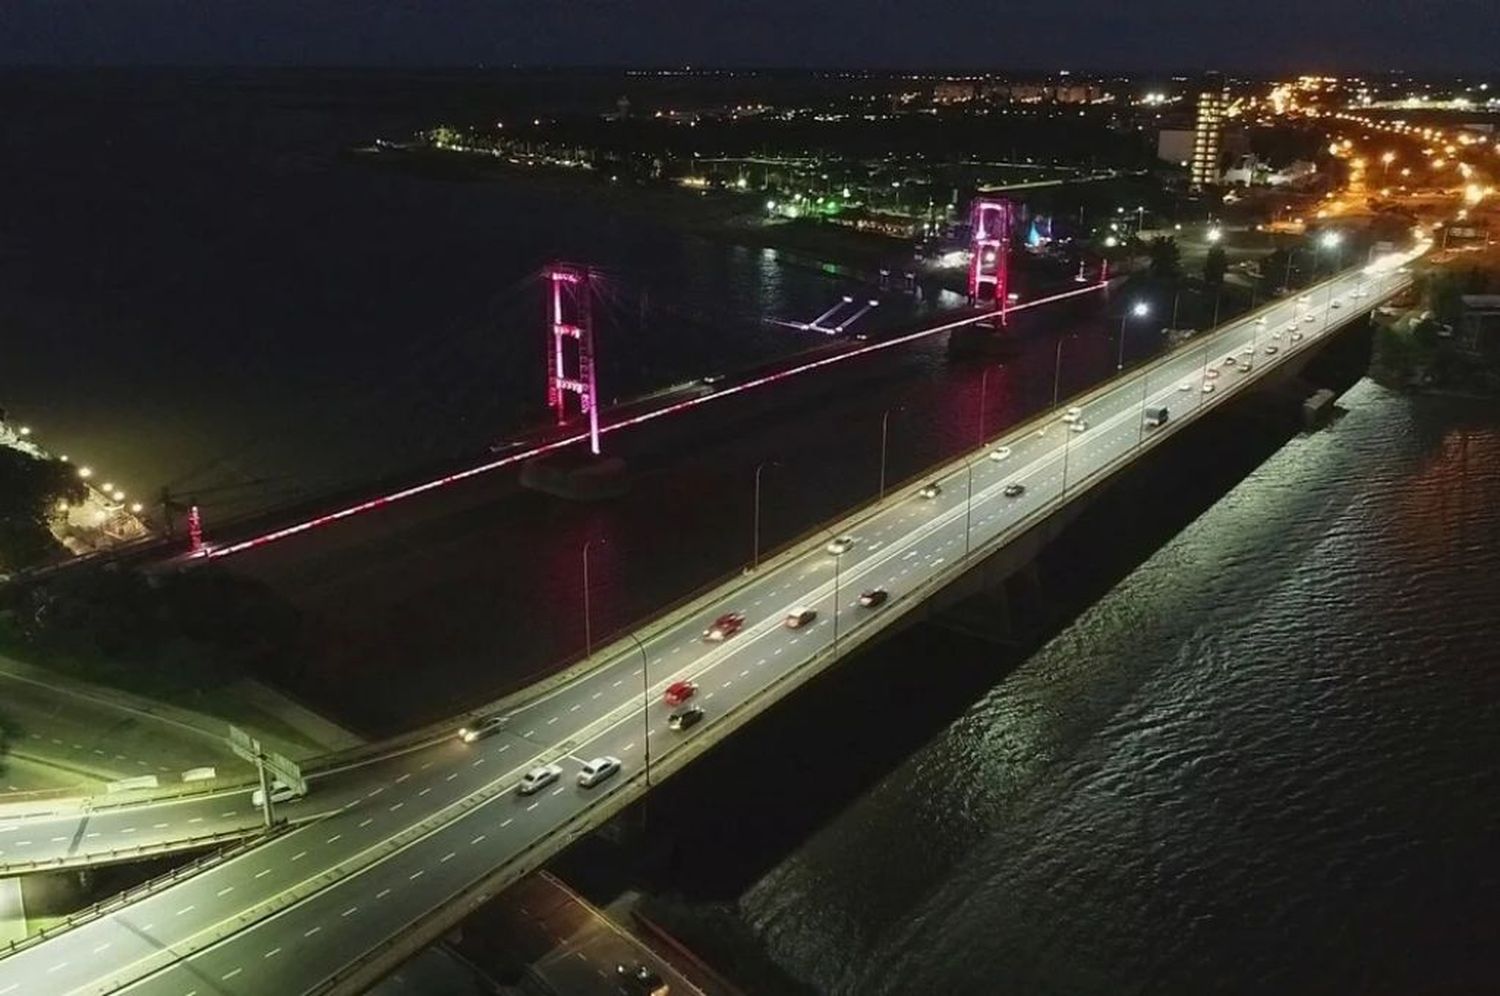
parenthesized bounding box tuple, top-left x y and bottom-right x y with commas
(1191, 72, 1229, 190)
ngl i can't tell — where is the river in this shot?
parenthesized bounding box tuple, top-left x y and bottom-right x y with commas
(733, 380, 1500, 994)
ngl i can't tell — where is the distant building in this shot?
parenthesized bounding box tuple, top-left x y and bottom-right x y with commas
(1458, 295, 1500, 360)
(1157, 129, 1195, 167)
(1191, 72, 1229, 190)
(933, 82, 976, 104)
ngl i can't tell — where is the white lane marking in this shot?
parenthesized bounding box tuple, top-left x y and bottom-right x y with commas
(546, 717, 559, 725)
(612, 680, 623, 688)
(291, 851, 307, 861)
(327, 834, 342, 844)
(304, 926, 322, 938)
(91, 943, 111, 954)
(418, 787, 432, 796)
(569, 704, 581, 712)
(472, 758, 486, 767)
(376, 888, 392, 899)
(153, 823, 169, 829)
(500, 818, 513, 828)
(441, 852, 455, 863)
(389, 803, 404, 812)
(176, 905, 196, 916)
(217, 887, 234, 897)
(409, 870, 423, 881)
(188, 817, 204, 824)
(255, 869, 271, 879)
(550, 785, 566, 796)
(394, 773, 411, 784)
(592, 692, 603, 700)
(526, 802, 540, 812)
(472, 834, 486, 844)
(342, 907, 358, 917)
(359, 818, 374, 828)
(446, 773, 458, 782)
(222, 969, 242, 981)
(47, 963, 67, 974)
(264, 947, 282, 959)
(366, 788, 383, 798)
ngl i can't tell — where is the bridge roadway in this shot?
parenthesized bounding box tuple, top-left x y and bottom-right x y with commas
(0, 249, 1421, 994)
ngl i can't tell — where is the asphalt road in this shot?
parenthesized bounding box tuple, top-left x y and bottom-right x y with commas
(0, 252, 1419, 994)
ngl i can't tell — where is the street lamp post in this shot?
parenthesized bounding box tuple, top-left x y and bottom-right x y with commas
(977, 367, 993, 447)
(964, 461, 974, 556)
(751, 461, 777, 572)
(1117, 301, 1150, 371)
(878, 408, 900, 501)
(1052, 335, 1076, 409)
(582, 539, 597, 658)
(626, 632, 651, 786)
(1320, 231, 1344, 275)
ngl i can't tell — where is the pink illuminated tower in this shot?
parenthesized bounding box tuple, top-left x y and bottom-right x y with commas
(187, 504, 204, 553)
(967, 197, 1012, 320)
(545, 264, 601, 455)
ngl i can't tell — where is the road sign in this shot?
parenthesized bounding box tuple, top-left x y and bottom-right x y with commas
(228, 726, 305, 794)
(227, 724, 258, 764)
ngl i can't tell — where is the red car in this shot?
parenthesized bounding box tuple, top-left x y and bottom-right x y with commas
(663, 680, 697, 707)
(702, 612, 745, 642)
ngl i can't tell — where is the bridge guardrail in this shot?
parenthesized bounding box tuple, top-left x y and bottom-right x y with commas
(310, 257, 1422, 994)
(0, 824, 285, 960)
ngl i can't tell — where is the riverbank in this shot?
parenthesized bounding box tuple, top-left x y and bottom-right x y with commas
(353, 144, 915, 280)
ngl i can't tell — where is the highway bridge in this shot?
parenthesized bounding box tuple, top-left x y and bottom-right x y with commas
(0, 245, 1423, 994)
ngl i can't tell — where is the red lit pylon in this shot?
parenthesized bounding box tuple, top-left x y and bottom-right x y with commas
(187, 504, 204, 553)
(545, 264, 601, 456)
(967, 197, 1012, 322)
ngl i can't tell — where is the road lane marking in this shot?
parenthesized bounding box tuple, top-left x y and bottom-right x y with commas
(389, 803, 404, 812)
(264, 947, 282, 959)
(342, 907, 358, 917)
(376, 888, 392, 899)
(471, 834, 486, 844)
(359, 818, 374, 828)
(304, 927, 321, 938)
(327, 834, 342, 844)
(291, 851, 307, 861)
(222, 969, 242, 981)
(500, 818, 513, 828)
(409, 870, 423, 881)
(217, 887, 234, 897)
(176, 905, 196, 916)
(255, 869, 271, 879)
(395, 774, 411, 784)
(418, 787, 432, 796)
(441, 852, 455, 862)
(526, 802, 539, 812)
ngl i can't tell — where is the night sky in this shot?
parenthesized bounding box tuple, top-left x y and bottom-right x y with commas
(2, 0, 1496, 73)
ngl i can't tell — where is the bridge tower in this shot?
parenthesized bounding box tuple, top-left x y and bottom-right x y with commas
(545, 263, 601, 456)
(967, 197, 1012, 321)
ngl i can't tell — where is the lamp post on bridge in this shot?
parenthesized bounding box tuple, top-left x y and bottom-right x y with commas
(878, 408, 902, 501)
(750, 460, 779, 572)
(1117, 301, 1151, 371)
(1320, 230, 1345, 275)
(625, 632, 651, 787)
(1052, 334, 1077, 409)
(582, 539, 600, 658)
(977, 367, 995, 447)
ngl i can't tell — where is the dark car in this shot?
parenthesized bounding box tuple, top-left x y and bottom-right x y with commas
(702, 611, 745, 642)
(669, 707, 705, 731)
(858, 588, 888, 608)
(1002, 483, 1025, 497)
(617, 963, 669, 996)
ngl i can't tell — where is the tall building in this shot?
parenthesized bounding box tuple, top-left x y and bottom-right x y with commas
(1191, 72, 1229, 190)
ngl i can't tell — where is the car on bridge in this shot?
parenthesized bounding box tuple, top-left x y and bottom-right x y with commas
(784, 606, 817, 629)
(578, 756, 622, 788)
(1223, 355, 1237, 367)
(252, 780, 304, 808)
(825, 534, 856, 555)
(703, 612, 745, 642)
(1291, 331, 1304, 342)
(989, 446, 1012, 462)
(859, 588, 888, 608)
(669, 706, 704, 731)
(1303, 312, 1317, 323)
(1265, 345, 1279, 355)
(1204, 367, 1220, 379)
(1179, 381, 1194, 392)
(517, 763, 563, 795)
(458, 714, 506, 744)
(617, 962, 670, 996)
(1062, 406, 1083, 423)
(1202, 382, 1216, 393)
(1070, 420, 1088, 434)
(663, 681, 697, 707)
(1330, 297, 1343, 309)
(918, 482, 943, 499)
(1003, 483, 1025, 497)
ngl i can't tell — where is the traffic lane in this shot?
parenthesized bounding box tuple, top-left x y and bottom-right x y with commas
(0, 731, 550, 992)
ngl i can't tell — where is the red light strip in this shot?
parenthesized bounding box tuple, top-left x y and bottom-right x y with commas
(205, 280, 1107, 560)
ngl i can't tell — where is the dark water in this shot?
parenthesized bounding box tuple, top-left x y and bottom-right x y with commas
(0, 69, 946, 515)
(736, 380, 1500, 994)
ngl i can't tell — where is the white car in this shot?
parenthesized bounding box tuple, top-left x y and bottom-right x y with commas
(1240, 345, 1255, 356)
(1291, 331, 1304, 342)
(1330, 298, 1343, 309)
(1070, 420, 1088, 434)
(1202, 382, 1216, 394)
(918, 482, 942, 499)
(1265, 345, 1279, 355)
(1061, 406, 1083, 424)
(1254, 316, 1267, 326)
(459, 715, 505, 744)
(1303, 313, 1317, 323)
(784, 606, 817, 629)
(517, 763, 563, 796)
(1297, 294, 1311, 305)
(989, 446, 1012, 462)
(825, 534, 855, 555)
(1285, 322, 1299, 333)
(1178, 381, 1193, 392)
(577, 756, 621, 789)
(252, 781, 304, 808)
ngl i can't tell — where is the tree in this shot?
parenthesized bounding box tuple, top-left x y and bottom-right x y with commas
(1203, 246, 1229, 286)
(1147, 236, 1181, 281)
(1262, 248, 1292, 292)
(0, 448, 82, 572)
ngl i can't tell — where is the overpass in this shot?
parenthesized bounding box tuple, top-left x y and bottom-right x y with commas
(0, 246, 1423, 994)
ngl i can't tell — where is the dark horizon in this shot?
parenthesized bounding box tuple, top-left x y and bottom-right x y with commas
(4, 1, 1498, 76)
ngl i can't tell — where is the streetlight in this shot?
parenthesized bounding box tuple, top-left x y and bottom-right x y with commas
(750, 461, 779, 572)
(1381, 150, 1396, 181)
(1117, 301, 1150, 371)
(1319, 230, 1344, 273)
(1207, 226, 1223, 243)
(1052, 334, 1077, 409)
(977, 367, 995, 447)
(878, 408, 902, 501)
(625, 632, 652, 786)
(582, 539, 602, 658)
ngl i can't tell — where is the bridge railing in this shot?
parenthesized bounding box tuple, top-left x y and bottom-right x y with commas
(307, 262, 1423, 993)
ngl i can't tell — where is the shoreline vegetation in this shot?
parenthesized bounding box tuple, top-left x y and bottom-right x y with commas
(352, 143, 919, 281)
